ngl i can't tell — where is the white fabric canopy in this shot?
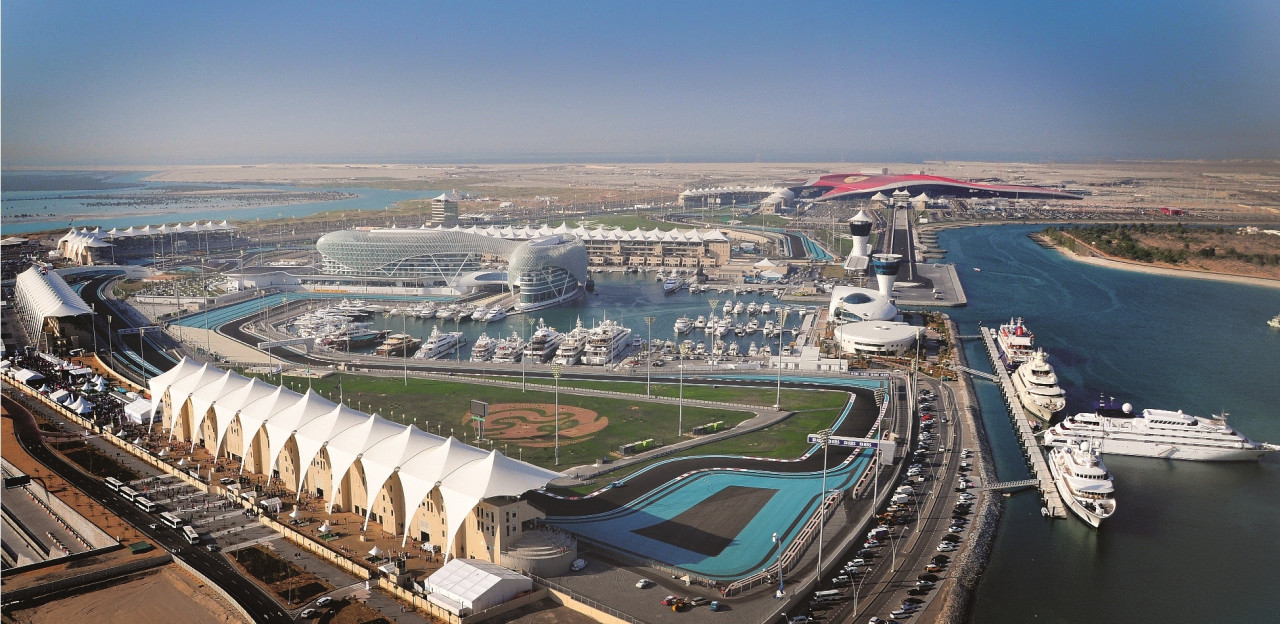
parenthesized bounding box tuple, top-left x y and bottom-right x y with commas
(13, 369, 44, 384)
(49, 389, 72, 404)
(124, 399, 154, 424)
(15, 267, 93, 320)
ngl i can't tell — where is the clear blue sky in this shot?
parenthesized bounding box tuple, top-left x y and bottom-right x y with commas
(3, 0, 1278, 165)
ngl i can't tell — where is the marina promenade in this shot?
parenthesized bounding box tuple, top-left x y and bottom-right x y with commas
(977, 327, 1065, 518)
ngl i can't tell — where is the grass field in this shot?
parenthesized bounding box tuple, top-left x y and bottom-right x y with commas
(483, 375, 844, 411)
(254, 372, 783, 470)
(549, 403, 849, 495)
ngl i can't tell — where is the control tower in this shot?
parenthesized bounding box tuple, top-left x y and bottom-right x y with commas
(846, 210, 873, 258)
(871, 253, 903, 298)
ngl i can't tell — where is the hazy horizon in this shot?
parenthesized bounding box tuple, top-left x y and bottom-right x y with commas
(4, 1, 1279, 167)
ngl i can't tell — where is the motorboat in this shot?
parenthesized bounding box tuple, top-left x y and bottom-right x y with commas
(413, 325, 466, 359)
(523, 319, 563, 363)
(582, 319, 633, 365)
(674, 316, 693, 334)
(483, 306, 508, 322)
(375, 333, 421, 357)
(1047, 440, 1117, 528)
(1044, 399, 1280, 461)
(1011, 349, 1066, 421)
(492, 332, 526, 363)
(470, 333, 496, 362)
(554, 318, 589, 365)
(996, 317, 1035, 367)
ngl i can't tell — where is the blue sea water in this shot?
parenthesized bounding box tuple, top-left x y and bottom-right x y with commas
(934, 225, 1280, 624)
(1, 172, 437, 234)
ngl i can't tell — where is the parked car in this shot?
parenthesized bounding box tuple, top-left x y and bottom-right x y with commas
(571, 558, 587, 571)
(315, 596, 332, 607)
(636, 578, 653, 589)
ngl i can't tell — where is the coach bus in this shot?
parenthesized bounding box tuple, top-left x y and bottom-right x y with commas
(104, 477, 123, 491)
(159, 511, 184, 528)
(181, 525, 200, 544)
(134, 496, 158, 513)
(118, 486, 140, 502)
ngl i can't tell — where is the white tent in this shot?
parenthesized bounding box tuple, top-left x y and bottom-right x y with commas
(368, 545, 384, 558)
(13, 369, 44, 384)
(318, 521, 332, 534)
(49, 389, 72, 404)
(69, 396, 94, 414)
(754, 258, 778, 268)
(124, 399, 155, 424)
(425, 558, 532, 616)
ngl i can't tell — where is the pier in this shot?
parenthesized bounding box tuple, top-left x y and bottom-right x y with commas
(976, 327, 1067, 518)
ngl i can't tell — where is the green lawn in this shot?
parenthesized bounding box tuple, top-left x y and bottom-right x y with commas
(549, 404, 848, 495)
(252, 372, 762, 470)
(489, 375, 846, 411)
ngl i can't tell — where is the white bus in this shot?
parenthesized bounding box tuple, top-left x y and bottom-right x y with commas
(159, 512, 184, 529)
(134, 496, 158, 513)
(181, 525, 200, 544)
(118, 486, 140, 502)
(104, 477, 123, 491)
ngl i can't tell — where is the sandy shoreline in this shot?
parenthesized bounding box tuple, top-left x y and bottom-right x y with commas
(1041, 237, 1280, 289)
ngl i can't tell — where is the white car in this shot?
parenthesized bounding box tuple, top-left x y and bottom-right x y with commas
(937, 543, 958, 551)
(635, 578, 653, 589)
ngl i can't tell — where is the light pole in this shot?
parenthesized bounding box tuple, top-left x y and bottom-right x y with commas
(402, 312, 408, 385)
(677, 343, 688, 437)
(771, 531, 785, 599)
(550, 364, 563, 466)
(643, 316, 656, 397)
(107, 315, 115, 371)
(90, 303, 99, 353)
(774, 309, 789, 409)
(817, 428, 832, 581)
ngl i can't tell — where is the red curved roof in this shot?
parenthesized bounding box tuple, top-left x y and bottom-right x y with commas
(794, 173, 1080, 200)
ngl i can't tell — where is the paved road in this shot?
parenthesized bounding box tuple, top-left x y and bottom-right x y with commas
(2, 392, 293, 624)
(812, 377, 975, 624)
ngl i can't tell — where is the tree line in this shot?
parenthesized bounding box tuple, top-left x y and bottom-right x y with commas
(1041, 224, 1280, 267)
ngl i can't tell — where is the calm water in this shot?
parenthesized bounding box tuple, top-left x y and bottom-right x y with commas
(933, 225, 1280, 624)
(1, 171, 437, 234)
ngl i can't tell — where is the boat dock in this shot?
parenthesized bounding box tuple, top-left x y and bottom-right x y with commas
(977, 326, 1067, 518)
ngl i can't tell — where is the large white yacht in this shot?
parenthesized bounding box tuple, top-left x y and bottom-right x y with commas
(523, 320, 563, 363)
(1011, 349, 1066, 421)
(413, 325, 466, 360)
(470, 333, 495, 362)
(1047, 440, 1117, 528)
(491, 332, 525, 363)
(582, 319, 633, 365)
(674, 316, 693, 335)
(996, 317, 1036, 367)
(663, 271, 684, 294)
(554, 318, 589, 366)
(1044, 401, 1280, 461)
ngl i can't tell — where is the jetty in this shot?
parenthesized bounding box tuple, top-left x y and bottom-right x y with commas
(977, 327, 1067, 518)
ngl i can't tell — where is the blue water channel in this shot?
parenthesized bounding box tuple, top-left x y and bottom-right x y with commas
(933, 224, 1280, 624)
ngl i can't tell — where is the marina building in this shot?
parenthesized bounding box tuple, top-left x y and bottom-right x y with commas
(148, 359, 560, 561)
(315, 227, 588, 311)
(419, 223, 732, 269)
(55, 221, 239, 266)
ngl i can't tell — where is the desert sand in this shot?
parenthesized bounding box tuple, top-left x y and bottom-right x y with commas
(4, 565, 245, 624)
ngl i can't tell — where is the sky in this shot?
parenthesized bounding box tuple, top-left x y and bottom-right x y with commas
(3, 0, 1279, 166)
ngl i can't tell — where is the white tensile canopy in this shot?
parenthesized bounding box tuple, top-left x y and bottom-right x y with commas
(148, 360, 560, 551)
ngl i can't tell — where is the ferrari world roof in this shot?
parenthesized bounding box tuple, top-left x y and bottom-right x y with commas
(148, 359, 561, 553)
(791, 173, 1081, 201)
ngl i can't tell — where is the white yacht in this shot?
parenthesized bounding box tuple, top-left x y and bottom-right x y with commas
(732, 300, 745, 315)
(722, 300, 733, 314)
(411, 302, 437, 319)
(374, 333, 421, 357)
(1047, 440, 1117, 528)
(492, 332, 525, 363)
(523, 320, 562, 363)
(413, 325, 466, 360)
(761, 301, 773, 315)
(692, 315, 707, 330)
(470, 333, 496, 362)
(554, 318, 589, 366)
(471, 305, 490, 321)
(483, 306, 508, 322)
(674, 316, 693, 335)
(747, 342, 759, 357)
(996, 317, 1036, 367)
(745, 318, 759, 334)
(582, 319, 633, 365)
(663, 271, 684, 294)
(1044, 401, 1280, 461)
(747, 301, 760, 315)
(1011, 349, 1066, 421)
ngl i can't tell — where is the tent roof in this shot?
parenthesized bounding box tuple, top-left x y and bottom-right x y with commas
(15, 267, 94, 319)
(427, 558, 530, 607)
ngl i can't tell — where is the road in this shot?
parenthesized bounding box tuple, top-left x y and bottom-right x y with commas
(2, 392, 293, 623)
(804, 376, 974, 624)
